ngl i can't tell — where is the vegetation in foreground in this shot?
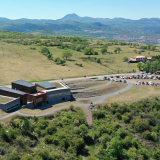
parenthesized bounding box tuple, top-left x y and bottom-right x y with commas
(0, 97, 160, 159)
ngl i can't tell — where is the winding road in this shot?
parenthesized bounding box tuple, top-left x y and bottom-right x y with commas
(0, 79, 135, 123)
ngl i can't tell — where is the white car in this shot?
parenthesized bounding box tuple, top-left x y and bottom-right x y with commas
(111, 79, 114, 81)
(115, 79, 118, 82)
(148, 73, 151, 75)
(141, 72, 144, 74)
(149, 81, 153, 85)
(153, 77, 157, 80)
(124, 76, 127, 79)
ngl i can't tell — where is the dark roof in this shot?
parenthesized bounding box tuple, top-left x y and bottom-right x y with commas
(0, 87, 26, 95)
(36, 81, 56, 89)
(12, 80, 35, 87)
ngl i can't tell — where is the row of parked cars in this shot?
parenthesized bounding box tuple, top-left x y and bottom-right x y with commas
(136, 81, 160, 86)
(108, 74, 160, 80)
(103, 76, 127, 83)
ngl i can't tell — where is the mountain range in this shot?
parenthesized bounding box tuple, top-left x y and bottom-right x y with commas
(0, 13, 160, 43)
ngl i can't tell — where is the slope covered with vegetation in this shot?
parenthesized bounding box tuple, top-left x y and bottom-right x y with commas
(0, 97, 160, 159)
(0, 31, 160, 85)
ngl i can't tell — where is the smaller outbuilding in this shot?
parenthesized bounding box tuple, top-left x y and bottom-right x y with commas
(35, 81, 56, 90)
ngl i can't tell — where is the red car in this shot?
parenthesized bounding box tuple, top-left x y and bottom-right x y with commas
(127, 77, 130, 79)
(146, 82, 149, 85)
(142, 82, 145, 85)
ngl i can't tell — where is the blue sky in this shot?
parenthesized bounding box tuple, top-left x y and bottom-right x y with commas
(1, 0, 160, 20)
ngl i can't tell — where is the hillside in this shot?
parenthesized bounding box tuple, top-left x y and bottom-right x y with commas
(0, 98, 160, 159)
(0, 31, 160, 85)
(0, 14, 160, 43)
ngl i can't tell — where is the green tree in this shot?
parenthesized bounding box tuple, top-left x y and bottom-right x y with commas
(61, 50, 72, 60)
(21, 119, 30, 134)
(107, 138, 123, 159)
(114, 49, 117, 54)
(96, 58, 101, 63)
(79, 124, 88, 138)
(133, 49, 137, 54)
(116, 47, 121, 53)
(137, 62, 143, 71)
(101, 48, 107, 54)
(123, 56, 128, 62)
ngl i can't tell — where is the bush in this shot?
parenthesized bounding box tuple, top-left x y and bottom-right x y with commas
(115, 112, 122, 120)
(8, 150, 20, 160)
(46, 124, 57, 135)
(131, 119, 149, 132)
(142, 130, 152, 140)
(70, 105, 74, 111)
(122, 136, 132, 149)
(44, 135, 53, 144)
(122, 115, 130, 123)
(107, 138, 123, 159)
(117, 128, 127, 139)
(93, 110, 105, 119)
(113, 122, 121, 130)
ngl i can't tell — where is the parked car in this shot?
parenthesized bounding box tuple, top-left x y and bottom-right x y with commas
(123, 80, 127, 83)
(115, 79, 118, 82)
(119, 80, 122, 82)
(158, 77, 160, 80)
(110, 75, 113, 78)
(146, 82, 149, 85)
(149, 81, 154, 85)
(108, 78, 110, 81)
(103, 76, 107, 80)
(130, 77, 132, 79)
(153, 77, 157, 80)
(111, 79, 114, 81)
(148, 73, 151, 75)
(127, 77, 130, 79)
(124, 76, 127, 79)
(141, 72, 144, 74)
(142, 81, 145, 85)
(116, 76, 120, 78)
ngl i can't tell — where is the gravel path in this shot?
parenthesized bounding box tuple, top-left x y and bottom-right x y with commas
(0, 80, 134, 122)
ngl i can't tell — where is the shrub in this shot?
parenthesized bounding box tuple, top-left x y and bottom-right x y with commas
(122, 115, 130, 123)
(44, 135, 53, 144)
(122, 136, 132, 149)
(131, 119, 149, 132)
(117, 128, 127, 139)
(93, 110, 105, 119)
(70, 105, 74, 111)
(142, 130, 152, 140)
(113, 122, 121, 130)
(46, 124, 57, 135)
(107, 138, 123, 159)
(115, 112, 122, 120)
(151, 131, 158, 142)
(152, 149, 160, 159)
(8, 150, 20, 160)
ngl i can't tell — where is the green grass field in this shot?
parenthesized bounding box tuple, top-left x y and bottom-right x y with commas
(0, 38, 160, 86)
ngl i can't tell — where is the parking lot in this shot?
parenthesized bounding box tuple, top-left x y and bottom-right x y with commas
(105, 73, 160, 86)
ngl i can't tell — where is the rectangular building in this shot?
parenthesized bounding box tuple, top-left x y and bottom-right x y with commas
(35, 81, 56, 90)
(12, 79, 37, 93)
(0, 87, 27, 105)
(130, 56, 146, 62)
(41, 82, 71, 104)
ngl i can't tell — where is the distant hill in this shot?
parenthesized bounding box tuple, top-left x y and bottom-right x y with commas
(0, 14, 160, 43)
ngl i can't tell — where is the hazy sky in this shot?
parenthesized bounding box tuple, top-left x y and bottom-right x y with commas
(1, 0, 160, 20)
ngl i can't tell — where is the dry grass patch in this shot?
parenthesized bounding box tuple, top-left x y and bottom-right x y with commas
(105, 85, 160, 103)
(0, 109, 8, 117)
(87, 82, 127, 95)
(19, 98, 100, 115)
